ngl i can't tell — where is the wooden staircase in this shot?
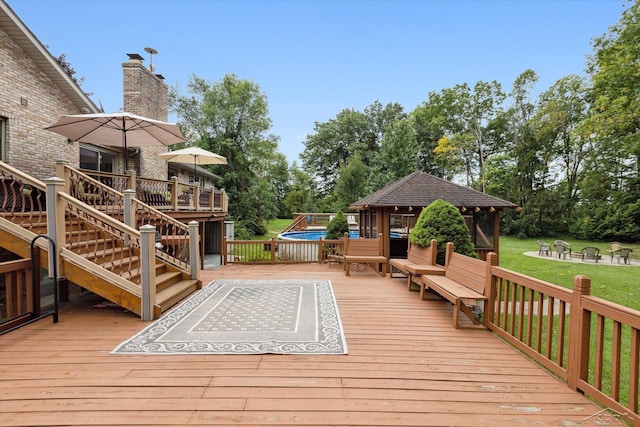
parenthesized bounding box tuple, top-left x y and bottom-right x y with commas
(1, 163, 202, 319)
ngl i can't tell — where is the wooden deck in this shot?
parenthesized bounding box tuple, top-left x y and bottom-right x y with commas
(0, 263, 613, 426)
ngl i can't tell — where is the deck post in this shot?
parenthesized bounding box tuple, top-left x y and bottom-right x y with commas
(125, 169, 136, 191)
(193, 185, 200, 209)
(43, 177, 65, 279)
(568, 275, 591, 392)
(123, 189, 135, 246)
(189, 221, 199, 280)
(139, 224, 157, 321)
(170, 176, 179, 210)
(484, 252, 498, 326)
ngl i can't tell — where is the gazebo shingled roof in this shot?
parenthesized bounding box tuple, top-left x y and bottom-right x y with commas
(349, 171, 518, 211)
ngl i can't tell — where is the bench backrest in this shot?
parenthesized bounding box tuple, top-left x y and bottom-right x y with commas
(407, 239, 437, 265)
(443, 242, 493, 295)
(343, 233, 384, 256)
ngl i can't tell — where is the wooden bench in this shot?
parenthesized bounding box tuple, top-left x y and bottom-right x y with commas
(343, 233, 387, 277)
(389, 239, 445, 290)
(420, 242, 497, 329)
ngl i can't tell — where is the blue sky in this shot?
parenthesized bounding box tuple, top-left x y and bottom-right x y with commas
(10, 0, 626, 164)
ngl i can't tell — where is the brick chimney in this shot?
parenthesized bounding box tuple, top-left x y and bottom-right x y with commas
(123, 53, 168, 121)
(122, 52, 170, 179)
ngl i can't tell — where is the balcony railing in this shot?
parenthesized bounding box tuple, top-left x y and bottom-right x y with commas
(75, 167, 228, 213)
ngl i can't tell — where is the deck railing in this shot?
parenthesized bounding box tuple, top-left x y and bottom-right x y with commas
(0, 254, 40, 333)
(223, 237, 343, 264)
(0, 163, 47, 227)
(486, 265, 639, 425)
(75, 168, 228, 213)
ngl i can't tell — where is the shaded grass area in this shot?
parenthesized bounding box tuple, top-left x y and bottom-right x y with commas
(499, 236, 639, 311)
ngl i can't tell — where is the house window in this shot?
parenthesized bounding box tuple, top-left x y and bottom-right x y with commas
(0, 116, 6, 162)
(80, 147, 114, 172)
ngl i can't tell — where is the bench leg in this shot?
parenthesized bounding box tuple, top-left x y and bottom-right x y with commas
(454, 301, 484, 329)
(453, 300, 461, 329)
(345, 262, 350, 276)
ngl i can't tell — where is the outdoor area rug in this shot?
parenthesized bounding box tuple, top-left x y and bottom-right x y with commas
(112, 279, 348, 355)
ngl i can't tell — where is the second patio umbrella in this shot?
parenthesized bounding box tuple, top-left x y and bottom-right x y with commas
(158, 146, 227, 181)
(45, 112, 186, 170)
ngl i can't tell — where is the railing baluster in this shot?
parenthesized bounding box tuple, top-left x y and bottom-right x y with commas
(595, 314, 605, 389)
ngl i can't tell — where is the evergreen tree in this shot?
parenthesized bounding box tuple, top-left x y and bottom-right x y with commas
(410, 200, 476, 264)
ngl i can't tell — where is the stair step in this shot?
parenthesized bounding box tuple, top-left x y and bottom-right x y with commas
(155, 270, 183, 293)
(156, 279, 200, 314)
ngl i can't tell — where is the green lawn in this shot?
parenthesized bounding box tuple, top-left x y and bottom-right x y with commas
(499, 236, 639, 311)
(255, 219, 292, 241)
(254, 224, 639, 311)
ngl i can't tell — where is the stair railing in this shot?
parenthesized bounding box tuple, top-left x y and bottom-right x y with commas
(0, 161, 46, 227)
(57, 163, 191, 274)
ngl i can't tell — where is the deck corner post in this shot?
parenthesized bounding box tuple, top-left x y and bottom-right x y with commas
(125, 169, 136, 191)
(139, 224, 157, 321)
(189, 221, 199, 280)
(484, 252, 499, 326)
(43, 177, 65, 279)
(568, 275, 592, 391)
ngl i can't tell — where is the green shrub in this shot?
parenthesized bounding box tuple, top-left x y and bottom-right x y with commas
(410, 199, 477, 264)
(326, 212, 349, 239)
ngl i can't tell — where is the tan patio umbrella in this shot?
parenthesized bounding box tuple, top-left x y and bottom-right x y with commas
(45, 112, 186, 170)
(158, 146, 227, 181)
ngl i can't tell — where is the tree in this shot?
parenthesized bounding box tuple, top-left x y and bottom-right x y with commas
(412, 90, 459, 177)
(54, 52, 85, 87)
(409, 200, 476, 264)
(170, 74, 282, 231)
(332, 152, 369, 212)
(300, 109, 371, 196)
(326, 212, 349, 240)
(368, 118, 419, 191)
(282, 163, 315, 218)
(300, 101, 405, 196)
(574, 1, 640, 241)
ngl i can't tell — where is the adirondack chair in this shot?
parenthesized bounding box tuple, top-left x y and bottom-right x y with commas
(606, 242, 623, 263)
(580, 246, 600, 262)
(554, 240, 572, 259)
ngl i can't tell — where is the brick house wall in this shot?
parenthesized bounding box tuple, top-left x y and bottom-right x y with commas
(0, 26, 84, 180)
(122, 58, 170, 181)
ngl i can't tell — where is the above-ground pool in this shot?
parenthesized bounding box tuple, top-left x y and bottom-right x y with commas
(278, 230, 402, 240)
(278, 230, 359, 240)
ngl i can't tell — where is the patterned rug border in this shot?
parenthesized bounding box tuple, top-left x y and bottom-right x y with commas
(112, 279, 348, 355)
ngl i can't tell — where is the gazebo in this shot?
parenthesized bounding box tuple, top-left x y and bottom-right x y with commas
(348, 171, 519, 261)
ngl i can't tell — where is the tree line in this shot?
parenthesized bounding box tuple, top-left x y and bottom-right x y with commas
(170, 1, 638, 242)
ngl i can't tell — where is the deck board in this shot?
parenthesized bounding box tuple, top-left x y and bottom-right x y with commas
(0, 264, 609, 426)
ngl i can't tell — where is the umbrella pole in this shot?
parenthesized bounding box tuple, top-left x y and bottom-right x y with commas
(123, 129, 128, 173)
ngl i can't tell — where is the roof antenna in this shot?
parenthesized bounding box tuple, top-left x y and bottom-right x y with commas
(144, 47, 157, 72)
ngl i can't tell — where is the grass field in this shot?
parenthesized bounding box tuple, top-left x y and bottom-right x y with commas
(499, 236, 639, 311)
(258, 220, 639, 310)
